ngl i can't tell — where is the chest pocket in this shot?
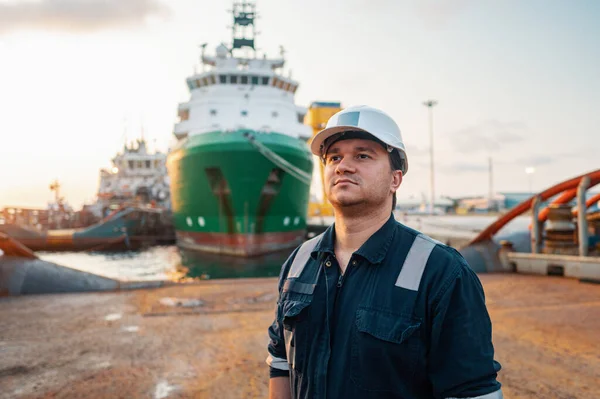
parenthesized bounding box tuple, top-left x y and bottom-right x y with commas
(280, 299, 311, 373)
(351, 307, 422, 393)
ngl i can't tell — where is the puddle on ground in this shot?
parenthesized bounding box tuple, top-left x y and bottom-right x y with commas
(154, 380, 177, 399)
(159, 297, 204, 308)
(104, 313, 122, 321)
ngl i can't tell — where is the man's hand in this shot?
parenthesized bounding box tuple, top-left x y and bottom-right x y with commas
(269, 376, 291, 399)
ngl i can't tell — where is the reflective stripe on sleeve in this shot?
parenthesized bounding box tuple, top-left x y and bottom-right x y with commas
(266, 354, 289, 371)
(447, 388, 503, 399)
(287, 233, 322, 279)
(395, 234, 438, 291)
(282, 280, 316, 294)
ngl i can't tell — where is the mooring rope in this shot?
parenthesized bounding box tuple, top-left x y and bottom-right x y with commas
(243, 132, 312, 186)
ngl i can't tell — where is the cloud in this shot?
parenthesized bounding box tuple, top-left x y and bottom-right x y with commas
(515, 148, 598, 167)
(450, 119, 527, 154)
(414, 0, 472, 28)
(514, 155, 556, 167)
(443, 162, 489, 174)
(405, 144, 429, 157)
(0, 0, 170, 35)
(562, 147, 597, 160)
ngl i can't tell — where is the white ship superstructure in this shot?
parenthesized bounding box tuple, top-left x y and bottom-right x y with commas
(172, 4, 311, 144)
(97, 138, 170, 213)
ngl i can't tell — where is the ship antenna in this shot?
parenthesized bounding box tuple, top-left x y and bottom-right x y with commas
(200, 42, 208, 72)
(231, 1, 256, 57)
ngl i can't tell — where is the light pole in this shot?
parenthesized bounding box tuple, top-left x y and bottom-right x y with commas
(489, 157, 494, 211)
(525, 167, 535, 196)
(423, 100, 438, 215)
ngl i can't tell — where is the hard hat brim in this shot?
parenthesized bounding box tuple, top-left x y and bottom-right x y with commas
(310, 125, 373, 156)
(310, 125, 409, 175)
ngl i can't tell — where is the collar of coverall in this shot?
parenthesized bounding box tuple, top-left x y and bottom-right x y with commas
(311, 213, 397, 265)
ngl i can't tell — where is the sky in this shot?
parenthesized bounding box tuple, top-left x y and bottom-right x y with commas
(0, 0, 598, 209)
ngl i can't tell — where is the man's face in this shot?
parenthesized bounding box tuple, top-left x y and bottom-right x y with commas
(323, 137, 402, 210)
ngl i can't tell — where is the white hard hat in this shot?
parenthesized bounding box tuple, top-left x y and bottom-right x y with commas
(310, 105, 408, 174)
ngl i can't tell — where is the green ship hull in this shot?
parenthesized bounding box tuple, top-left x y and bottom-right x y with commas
(166, 130, 313, 256)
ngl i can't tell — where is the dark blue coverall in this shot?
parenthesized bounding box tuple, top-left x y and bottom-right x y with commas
(267, 214, 502, 398)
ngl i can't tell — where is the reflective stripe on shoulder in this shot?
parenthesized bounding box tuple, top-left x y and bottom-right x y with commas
(266, 354, 289, 371)
(447, 388, 503, 399)
(395, 233, 440, 291)
(287, 233, 323, 279)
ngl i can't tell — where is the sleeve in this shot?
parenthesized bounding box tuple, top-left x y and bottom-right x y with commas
(266, 247, 299, 378)
(428, 255, 503, 399)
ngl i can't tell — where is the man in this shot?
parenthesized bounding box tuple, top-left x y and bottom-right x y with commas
(267, 105, 502, 398)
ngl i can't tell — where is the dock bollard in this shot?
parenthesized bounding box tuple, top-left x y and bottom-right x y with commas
(498, 240, 516, 272)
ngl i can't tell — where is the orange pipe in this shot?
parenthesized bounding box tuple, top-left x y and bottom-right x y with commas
(539, 182, 600, 220)
(538, 188, 578, 222)
(469, 169, 600, 245)
(572, 192, 600, 217)
(526, 188, 591, 230)
(536, 187, 600, 221)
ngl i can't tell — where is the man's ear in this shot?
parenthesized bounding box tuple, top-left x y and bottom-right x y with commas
(391, 170, 402, 193)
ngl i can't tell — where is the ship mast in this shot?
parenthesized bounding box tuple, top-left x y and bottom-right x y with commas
(231, 2, 257, 57)
(49, 179, 63, 206)
(200, 2, 285, 71)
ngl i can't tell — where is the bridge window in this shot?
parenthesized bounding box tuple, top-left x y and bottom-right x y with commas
(210, 109, 217, 116)
(178, 109, 189, 121)
(262, 76, 270, 85)
(145, 160, 151, 168)
(276, 79, 284, 89)
(251, 76, 259, 85)
(230, 75, 238, 84)
(240, 75, 248, 84)
(241, 110, 248, 117)
(209, 75, 216, 85)
(202, 77, 209, 86)
(196, 79, 202, 87)
(283, 82, 290, 91)
(219, 75, 227, 84)
(291, 85, 298, 93)
(272, 77, 278, 87)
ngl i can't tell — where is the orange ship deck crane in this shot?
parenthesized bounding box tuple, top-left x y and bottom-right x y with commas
(304, 102, 342, 217)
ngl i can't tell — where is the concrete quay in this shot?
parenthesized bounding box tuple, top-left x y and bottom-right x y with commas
(1, 274, 599, 398)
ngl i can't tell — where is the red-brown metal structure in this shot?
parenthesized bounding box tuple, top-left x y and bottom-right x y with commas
(469, 169, 600, 245)
(0, 233, 37, 259)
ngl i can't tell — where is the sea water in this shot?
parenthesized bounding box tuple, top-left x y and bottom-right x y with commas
(36, 215, 530, 281)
